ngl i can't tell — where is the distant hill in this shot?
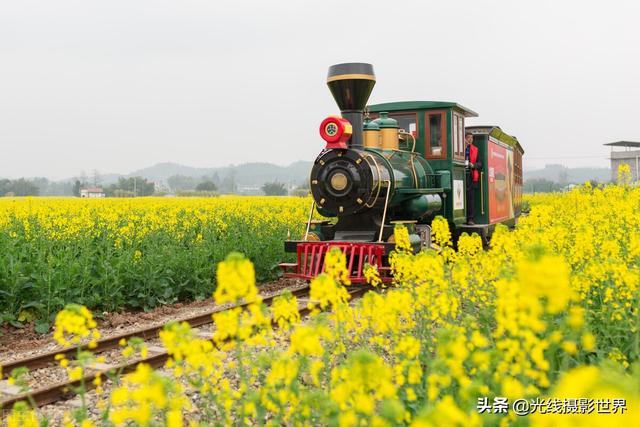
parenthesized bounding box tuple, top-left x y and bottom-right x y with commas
(524, 164, 611, 183)
(128, 161, 313, 187)
(128, 162, 213, 182)
(96, 173, 122, 185)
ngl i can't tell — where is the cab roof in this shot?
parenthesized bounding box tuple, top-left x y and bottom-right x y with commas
(367, 101, 478, 117)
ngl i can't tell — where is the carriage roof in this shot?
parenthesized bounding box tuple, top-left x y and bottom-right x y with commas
(466, 125, 524, 154)
(367, 101, 478, 118)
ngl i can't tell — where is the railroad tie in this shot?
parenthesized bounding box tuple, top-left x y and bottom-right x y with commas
(146, 345, 166, 354)
(0, 380, 22, 396)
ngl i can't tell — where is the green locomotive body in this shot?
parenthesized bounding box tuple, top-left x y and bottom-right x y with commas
(281, 63, 524, 283)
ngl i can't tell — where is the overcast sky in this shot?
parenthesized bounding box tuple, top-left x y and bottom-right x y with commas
(1, 0, 639, 179)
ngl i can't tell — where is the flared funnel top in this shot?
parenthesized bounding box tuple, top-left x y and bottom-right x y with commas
(326, 63, 376, 112)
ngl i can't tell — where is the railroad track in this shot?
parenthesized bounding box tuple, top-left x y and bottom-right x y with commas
(0, 283, 370, 410)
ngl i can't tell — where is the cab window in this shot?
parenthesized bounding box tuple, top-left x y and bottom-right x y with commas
(389, 112, 418, 150)
(425, 110, 446, 158)
(389, 113, 418, 138)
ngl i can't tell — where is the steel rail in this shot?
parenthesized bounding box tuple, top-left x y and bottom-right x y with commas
(1, 285, 311, 378)
(1, 285, 370, 409)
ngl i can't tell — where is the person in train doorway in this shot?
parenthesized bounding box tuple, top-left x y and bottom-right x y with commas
(465, 132, 481, 225)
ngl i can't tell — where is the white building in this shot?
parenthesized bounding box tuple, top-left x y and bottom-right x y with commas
(605, 141, 640, 182)
(80, 187, 106, 198)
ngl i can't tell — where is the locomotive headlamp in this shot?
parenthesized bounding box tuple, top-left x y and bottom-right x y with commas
(319, 116, 352, 149)
(330, 172, 349, 191)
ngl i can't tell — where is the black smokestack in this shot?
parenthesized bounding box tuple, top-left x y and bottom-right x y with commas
(326, 63, 376, 149)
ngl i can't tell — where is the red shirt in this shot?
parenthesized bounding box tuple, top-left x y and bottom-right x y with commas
(466, 143, 480, 182)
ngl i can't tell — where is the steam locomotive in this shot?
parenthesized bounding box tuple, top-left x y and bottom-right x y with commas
(280, 63, 524, 283)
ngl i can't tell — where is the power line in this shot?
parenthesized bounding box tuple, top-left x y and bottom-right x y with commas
(525, 155, 606, 160)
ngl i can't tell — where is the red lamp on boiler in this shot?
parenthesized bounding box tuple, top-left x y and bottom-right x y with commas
(319, 116, 352, 149)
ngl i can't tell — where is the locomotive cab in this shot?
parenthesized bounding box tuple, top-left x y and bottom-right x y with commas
(366, 102, 479, 229)
(464, 126, 524, 228)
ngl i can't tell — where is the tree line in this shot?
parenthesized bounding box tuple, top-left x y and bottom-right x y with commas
(0, 178, 41, 196)
(74, 177, 156, 197)
(523, 178, 602, 193)
(0, 177, 157, 197)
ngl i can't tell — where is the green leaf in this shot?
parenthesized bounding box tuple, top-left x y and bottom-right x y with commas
(21, 301, 45, 310)
(35, 321, 50, 334)
(1, 313, 17, 322)
(18, 283, 37, 294)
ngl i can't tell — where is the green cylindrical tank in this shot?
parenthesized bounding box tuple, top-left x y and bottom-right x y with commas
(400, 195, 443, 219)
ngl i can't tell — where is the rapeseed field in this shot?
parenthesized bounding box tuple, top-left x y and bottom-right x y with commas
(4, 181, 640, 425)
(0, 197, 310, 329)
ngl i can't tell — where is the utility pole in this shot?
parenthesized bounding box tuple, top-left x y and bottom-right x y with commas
(133, 177, 137, 197)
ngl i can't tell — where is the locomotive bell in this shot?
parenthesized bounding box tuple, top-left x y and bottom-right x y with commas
(326, 63, 376, 148)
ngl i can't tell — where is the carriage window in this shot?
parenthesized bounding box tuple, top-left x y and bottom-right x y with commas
(389, 113, 417, 138)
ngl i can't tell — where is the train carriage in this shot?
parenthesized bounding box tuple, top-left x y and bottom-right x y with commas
(280, 63, 524, 283)
(465, 126, 524, 229)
